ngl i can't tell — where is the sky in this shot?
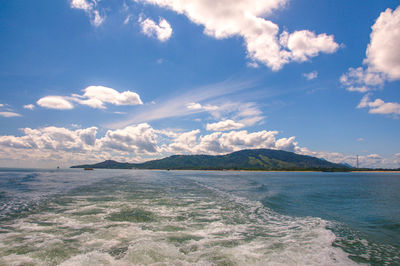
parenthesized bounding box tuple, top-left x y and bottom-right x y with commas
(0, 0, 399, 168)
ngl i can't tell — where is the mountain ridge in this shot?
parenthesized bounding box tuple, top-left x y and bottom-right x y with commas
(71, 148, 350, 171)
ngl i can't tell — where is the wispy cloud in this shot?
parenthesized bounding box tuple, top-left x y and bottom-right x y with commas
(302, 71, 318, 80)
(0, 104, 21, 117)
(70, 0, 105, 26)
(0, 112, 21, 118)
(107, 79, 257, 129)
(206, 119, 245, 131)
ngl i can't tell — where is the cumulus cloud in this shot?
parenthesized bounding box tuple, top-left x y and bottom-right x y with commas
(303, 71, 318, 80)
(37, 96, 74, 110)
(340, 67, 385, 92)
(0, 112, 21, 118)
(295, 146, 399, 168)
(365, 6, 400, 80)
(139, 17, 172, 42)
(206, 119, 245, 131)
(70, 0, 105, 26)
(99, 123, 159, 154)
(357, 94, 400, 115)
(139, 0, 339, 70)
(340, 6, 400, 116)
(70, 0, 92, 10)
(0, 126, 97, 151)
(75, 85, 143, 108)
(275, 136, 297, 152)
(23, 104, 35, 110)
(37, 86, 142, 110)
(0, 123, 398, 168)
(280, 30, 338, 62)
(166, 129, 297, 155)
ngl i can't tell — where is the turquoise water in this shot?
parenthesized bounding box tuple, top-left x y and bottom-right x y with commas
(0, 169, 399, 265)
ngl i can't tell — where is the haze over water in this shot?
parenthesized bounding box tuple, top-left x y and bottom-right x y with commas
(0, 169, 399, 265)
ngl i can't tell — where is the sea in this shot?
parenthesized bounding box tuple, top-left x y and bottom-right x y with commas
(0, 169, 399, 265)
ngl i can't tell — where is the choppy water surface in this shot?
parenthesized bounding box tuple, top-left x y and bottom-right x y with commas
(0, 169, 399, 265)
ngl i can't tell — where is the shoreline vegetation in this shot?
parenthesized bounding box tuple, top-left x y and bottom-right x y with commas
(71, 148, 399, 172)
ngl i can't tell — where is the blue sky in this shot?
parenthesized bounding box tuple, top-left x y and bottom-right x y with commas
(0, 0, 399, 168)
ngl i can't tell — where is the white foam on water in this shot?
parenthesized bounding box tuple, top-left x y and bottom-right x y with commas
(59, 251, 117, 266)
(0, 254, 45, 266)
(0, 173, 366, 265)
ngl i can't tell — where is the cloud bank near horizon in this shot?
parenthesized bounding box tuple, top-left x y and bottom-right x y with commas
(0, 123, 397, 169)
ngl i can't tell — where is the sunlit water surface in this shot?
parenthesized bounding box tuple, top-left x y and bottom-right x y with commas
(0, 169, 399, 265)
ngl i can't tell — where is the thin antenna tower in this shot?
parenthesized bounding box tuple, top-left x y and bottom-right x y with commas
(356, 155, 359, 169)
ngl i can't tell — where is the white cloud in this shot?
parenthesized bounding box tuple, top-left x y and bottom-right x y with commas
(303, 71, 318, 80)
(124, 15, 132, 25)
(108, 79, 254, 128)
(186, 102, 202, 110)
(186, 101, 264, 129)
(167, 129, 200, 153)
(139, 0, 339, 70)
(71, 0, 92, 11)
(0, 112, 21, 118)
(275, 136, 297, 152)
(37, 86, 142, 110)
(99, 123, 159, 154)
(206, 119, 245, 131)
(37, 96, 74, 110)
(346, 86, 371, 93)
(0, 123, 398, 168)
(23, 104, 35, 110)
(295, 146, 399, 169)
(70, 0, 105, 26)
(280, 30, 338, 62)
(186, 102, 218, 111)
(77, 85, 143, 107)
(233, 102, 264, 126)
(340, 67, 384, 92)
(365, 6, 400, 80)
(340, 6, 400, 116)
(247, 62, 260, 68)
(357, 94, 400, 115)
(166, 129, 297, 155)
(0, 126, 97, 151)
(139, 17, 172, 42)
(92, 10, 105, 26)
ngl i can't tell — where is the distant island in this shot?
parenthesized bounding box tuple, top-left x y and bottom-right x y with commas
(71, 148, 356, 171)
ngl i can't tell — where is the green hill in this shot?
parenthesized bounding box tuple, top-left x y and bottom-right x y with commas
(71, 160, 134, 169)
(71, 149, 350, 171)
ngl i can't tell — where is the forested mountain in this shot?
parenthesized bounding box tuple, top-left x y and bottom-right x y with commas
(71, 149, 349, 171)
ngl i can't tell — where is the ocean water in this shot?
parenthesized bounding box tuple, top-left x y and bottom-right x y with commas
(0, 169, 399, 265)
